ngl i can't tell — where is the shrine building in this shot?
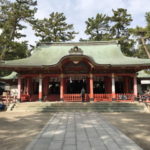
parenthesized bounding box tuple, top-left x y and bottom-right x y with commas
(1, 41, 150, 102)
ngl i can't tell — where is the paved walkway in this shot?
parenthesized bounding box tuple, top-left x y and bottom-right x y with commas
(25, 112, 143, 150)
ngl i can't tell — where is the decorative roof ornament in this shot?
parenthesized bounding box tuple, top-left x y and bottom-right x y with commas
(69, 46, 83, 55)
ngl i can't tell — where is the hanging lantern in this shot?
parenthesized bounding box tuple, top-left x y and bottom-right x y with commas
(69, 77, 72, 83)
(83, 78, 85, 82)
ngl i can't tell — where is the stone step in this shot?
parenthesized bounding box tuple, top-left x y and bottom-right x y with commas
(14, 106, 144, 110)
(12, 102, 147, 112)
(15, 107, 142, 110)
(12, 106, 145, 112)
(12, 108, 144, 112)
(14, 105, 145, 109)
(15, 102, 142, 107)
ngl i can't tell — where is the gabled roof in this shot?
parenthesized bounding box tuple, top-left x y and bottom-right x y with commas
(137, 70, 150, 78)
(1, 41, 150, 68)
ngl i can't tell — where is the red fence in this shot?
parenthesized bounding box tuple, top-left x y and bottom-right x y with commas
(64, 94, 90, 102)
(94, 93, 135, 102)
(94, 94, 112, 102)
(21, 94, 30, 102)
(21, 93, 135, 102)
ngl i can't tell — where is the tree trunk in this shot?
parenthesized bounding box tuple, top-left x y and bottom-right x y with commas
(0, 45, 7, 60)
(141, 37, 150, 59)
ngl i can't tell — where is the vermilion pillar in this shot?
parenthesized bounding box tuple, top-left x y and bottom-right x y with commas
(133, 75, 138, 97)
(90, 74, 94, 101)
(112, 73, 115, 98)
(39, 77, 43, 101)
(60, 74, 64, 101)
(18, 78, 21, 100)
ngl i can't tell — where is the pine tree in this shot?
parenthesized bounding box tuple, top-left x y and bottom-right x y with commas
(32, 12, 78, 43)
(129, 12, 150, 58)
(0, 0, 37, 60)
(111, 8, 132, 38)
(85, 13, 110, 41)
(110, 8, 134, 56)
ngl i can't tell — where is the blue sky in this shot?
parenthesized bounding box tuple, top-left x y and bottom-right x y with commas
(17, 0, 150, 45)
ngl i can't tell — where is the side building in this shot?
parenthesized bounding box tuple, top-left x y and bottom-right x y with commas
(1, 41, 150, 102)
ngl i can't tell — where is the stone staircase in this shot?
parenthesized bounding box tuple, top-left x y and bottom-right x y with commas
(11, 102, 149, 112)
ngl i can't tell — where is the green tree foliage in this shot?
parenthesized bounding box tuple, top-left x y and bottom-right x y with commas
(85, 13, 110, 40)
(129, 12, 150, 58)
(84, 9, 134, 56)
(4, 41, 29, 60)
(117, 38, 134, 56)
(32, 12, 78, 43)
(110, 8, 134, 56)
(145, 12, 150, 37)
(111, 8, 132, 38)
(129, 26, 147, 37)
(133, 44, 150, 58)
(129, 27, 148, 58)
(0, 0, 37, 60)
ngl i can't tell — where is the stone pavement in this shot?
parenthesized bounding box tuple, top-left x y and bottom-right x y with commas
(25, 112, 143, 150)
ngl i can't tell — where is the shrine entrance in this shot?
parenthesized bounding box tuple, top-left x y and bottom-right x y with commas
(62, 59, 91, 102)
(64, 76, 90, 102)
(66, 78, 87, 94)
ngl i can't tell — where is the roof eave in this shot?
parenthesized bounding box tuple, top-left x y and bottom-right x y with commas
(1, 63, 150, 69)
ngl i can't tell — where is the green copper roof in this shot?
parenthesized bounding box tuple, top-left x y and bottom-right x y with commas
(0, 72, 18, 80)
(1, 41, 150, 67)
(137, 70, 150, 78)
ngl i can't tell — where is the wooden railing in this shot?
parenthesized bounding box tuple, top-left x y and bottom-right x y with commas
(64, 94, 90, 102)
(94, 93, 135, 102)
(24, 93, 135, 102)
(21, 94, 30, 102)
(94, 94, 112, 102)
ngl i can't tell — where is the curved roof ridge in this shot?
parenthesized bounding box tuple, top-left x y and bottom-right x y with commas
(37, 40, 118, 46)
(1, 41, 150, 68)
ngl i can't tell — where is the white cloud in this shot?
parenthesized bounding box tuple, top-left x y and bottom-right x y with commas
(124, 0, 150, 26)
(127, 0, 150, 14)
(75, 0, 125, 15)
